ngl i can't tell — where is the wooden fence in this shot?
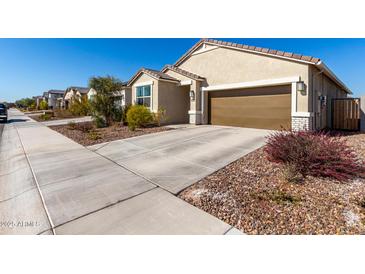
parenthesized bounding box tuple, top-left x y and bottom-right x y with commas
(332, 98, 361, 131)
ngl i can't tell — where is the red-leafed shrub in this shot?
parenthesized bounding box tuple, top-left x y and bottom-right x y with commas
(264, 130, 365, 181)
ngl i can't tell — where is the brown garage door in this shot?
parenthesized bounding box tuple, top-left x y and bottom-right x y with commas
(209, 85, 291, 130)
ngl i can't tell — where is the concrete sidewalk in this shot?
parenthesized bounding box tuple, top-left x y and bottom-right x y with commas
(0, 109, 238, 235)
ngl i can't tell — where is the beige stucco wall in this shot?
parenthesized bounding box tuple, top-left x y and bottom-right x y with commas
(64, 90, 74, 101)
(158, 81, 190, 124)
(309, 66, 348, 129)
(130, 73, 189, 123)
(131, 73, 159, 111)
(178, 46, 310, 112)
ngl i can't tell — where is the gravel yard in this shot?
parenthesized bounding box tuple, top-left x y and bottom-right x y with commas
(179, 133, 365, 235)
(50, 121, 172, 146)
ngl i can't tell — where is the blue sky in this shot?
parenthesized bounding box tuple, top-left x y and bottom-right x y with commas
(0, 38, 364, 102)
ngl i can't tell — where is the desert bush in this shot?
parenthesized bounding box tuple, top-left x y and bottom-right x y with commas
(121, 104, 131, 125)
(281, 163, 303, 183)
(53, 109, 74, 119)
(76, 122, 93, 132)
(39, 113, 52, 121)
(93, 115, 107, 128)
(152, 106, 167, 126)
(39, 100, 48, 110)
(251, 189, 301, 205)
(126, 105, 153, 131)
(69, 97, 91, 116)
(264, 130, 365, 181)
(87, 130, 101, 140)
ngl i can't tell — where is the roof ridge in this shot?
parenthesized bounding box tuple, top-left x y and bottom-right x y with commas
(204, 39, 320, 64)
(174, 38, 321, 67)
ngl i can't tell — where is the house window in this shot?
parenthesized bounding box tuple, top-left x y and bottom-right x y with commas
(136, 85, 151, 108)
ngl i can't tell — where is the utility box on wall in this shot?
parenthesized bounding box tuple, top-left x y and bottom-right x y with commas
(361, 96, 365, 132)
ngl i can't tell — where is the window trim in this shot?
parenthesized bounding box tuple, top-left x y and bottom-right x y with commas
(135, 84, 153, 110)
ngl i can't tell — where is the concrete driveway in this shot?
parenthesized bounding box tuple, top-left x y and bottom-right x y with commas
(0, 110, 250, 234)
(90, 125, 270, 194)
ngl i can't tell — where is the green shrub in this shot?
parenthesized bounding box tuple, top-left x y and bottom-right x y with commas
(152, 106, 167, 126)
(126, 105, 153, 131)
(39, 113, 52, 121)
(121, 104, 131, 125)
(111, 107, 123, 122)
(88, 130, 101, 140)
(93, 115, 107, 128)
(69, 97, 91, 116)
(39, 100, 48, 110)
(53, 109, 74, 119)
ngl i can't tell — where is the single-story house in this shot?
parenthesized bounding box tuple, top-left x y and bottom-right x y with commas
(127, 39, 351, 130)
(61, 85, 131, 110)
(62, 87, 95, 109)
(33, 95, 45, 109)
(113, 82, 132, 108)
(43, 89, 65, 109)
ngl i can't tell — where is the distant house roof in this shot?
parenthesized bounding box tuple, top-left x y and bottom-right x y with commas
(48, 89, 65, 95)
(128, 68, 180, 86)
(161, 65, 205, 81)
(67, 86, 90, 94)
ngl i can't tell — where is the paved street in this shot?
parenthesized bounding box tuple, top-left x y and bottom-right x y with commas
(1, 109, 268, 234)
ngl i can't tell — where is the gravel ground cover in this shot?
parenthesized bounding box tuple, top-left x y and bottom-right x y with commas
(179, 133, 365, 234)
(50, 121, 172, 146)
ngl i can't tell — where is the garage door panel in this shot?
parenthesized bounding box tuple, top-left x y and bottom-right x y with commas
(209, 86, 291, 130)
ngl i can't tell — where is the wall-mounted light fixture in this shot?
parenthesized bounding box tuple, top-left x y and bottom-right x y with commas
(296, 81, 305, 92)
(189, 90, 195, 101)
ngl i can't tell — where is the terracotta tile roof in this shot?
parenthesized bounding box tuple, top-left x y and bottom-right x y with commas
(141, 68, 179, 82)
(174, 38, 321, 66)
(162, 65, 205, 81)
(128, 67, 180, 86)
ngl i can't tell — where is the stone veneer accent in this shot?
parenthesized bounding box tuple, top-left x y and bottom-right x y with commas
(292, 116, 313, 131)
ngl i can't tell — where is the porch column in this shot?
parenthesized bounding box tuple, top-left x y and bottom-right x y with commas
(188, 80, 202, 124)
(291, 81, 314, 131)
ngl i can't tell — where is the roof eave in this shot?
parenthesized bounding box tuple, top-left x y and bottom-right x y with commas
(315, 61, 352, 94)
(127, 69, 180, 86)
(161, 65, 205, 82)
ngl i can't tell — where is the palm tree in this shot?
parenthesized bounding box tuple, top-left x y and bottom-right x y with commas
(88, 76, 124, 127)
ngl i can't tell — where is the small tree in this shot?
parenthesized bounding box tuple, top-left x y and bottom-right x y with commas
(39, 100, 48, 110)
(69, 96, 91, 116)
(88, 76, 124, 127)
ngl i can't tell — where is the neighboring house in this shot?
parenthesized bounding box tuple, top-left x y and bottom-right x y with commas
(62, 85, 131, 110)
(33, 95, 45, 109)
(128, 39, 351, 130)
(43, 90, 65, 109)
(114, 82, 132, 108)
(62, 87, 95, 109)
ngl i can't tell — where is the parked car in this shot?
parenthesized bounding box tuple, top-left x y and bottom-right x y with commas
(0, 103, 8, 123)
